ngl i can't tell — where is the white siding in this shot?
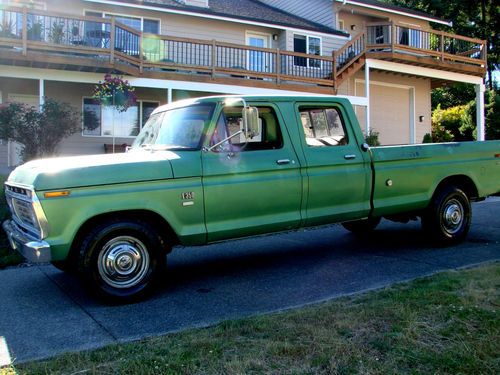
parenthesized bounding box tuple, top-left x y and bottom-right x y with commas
(163, 14, 278, 47)
(258, 0, 334, 28)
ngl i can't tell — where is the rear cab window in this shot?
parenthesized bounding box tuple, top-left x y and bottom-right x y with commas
(299, 107, 348, 147)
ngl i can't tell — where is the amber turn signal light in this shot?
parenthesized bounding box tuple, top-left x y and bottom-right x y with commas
(44, 191, 70, 198)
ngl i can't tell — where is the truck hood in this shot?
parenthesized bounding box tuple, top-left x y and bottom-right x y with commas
(7, 151, 178, 191)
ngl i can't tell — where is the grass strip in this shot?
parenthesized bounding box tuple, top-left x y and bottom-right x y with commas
(7, 262, 499, 375)
(0, 174, 23, 269)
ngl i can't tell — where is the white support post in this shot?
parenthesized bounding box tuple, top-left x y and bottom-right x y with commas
(364, 60, 370, 135)
(167, 87, 172, 104)
(409, 87, 416, 144)
(39, 79, 45, 109)
(475, 83, 485, 141)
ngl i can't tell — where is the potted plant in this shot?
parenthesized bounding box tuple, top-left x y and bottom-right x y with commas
(92, 74, 137, 112)
(92, 74, 137, 153)
(27, 18, 43, 41)
(0, 19, 16, 39)
(49, 21, 65, 44)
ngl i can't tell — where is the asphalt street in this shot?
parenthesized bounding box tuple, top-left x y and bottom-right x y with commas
(0, 198, 499, 366)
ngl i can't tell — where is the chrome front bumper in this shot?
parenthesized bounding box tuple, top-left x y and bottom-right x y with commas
(2, 220, 51, 263)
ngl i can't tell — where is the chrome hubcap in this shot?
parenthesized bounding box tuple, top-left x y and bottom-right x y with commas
(442, 199, 464, 234)
(97, 236, 150, 289)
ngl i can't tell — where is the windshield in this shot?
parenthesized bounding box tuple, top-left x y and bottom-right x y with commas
(132, 103, 215, 150)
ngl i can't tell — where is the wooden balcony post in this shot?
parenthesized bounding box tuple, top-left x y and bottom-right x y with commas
(391, 21, 396, 51)
(110, 18, 115, 64)
(211, 39, 216, 79)
(139, 30, 143, 73)
(440, 31, 444, 62)
(276, 48, 281, 86)
(332, 50, 337, 84)
(481, 40, 487, 63)
(22, 7, 28, 55)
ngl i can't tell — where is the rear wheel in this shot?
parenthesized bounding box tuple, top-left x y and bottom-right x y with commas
(342, 217, 381, 235)
(78, 218, 167, 302)
(422, 185, 471, 245)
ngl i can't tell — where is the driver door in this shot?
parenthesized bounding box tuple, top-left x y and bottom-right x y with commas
(202, 104, 303, 241)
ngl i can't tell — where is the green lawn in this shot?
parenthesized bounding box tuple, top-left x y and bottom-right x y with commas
(7, 262, 498, 375)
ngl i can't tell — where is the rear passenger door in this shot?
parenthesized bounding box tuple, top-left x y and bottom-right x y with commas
(202, 103, 302, 241)
(296, 102, 372, 225)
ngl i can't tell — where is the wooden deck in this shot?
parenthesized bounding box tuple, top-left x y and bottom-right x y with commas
(0, 7, 487, 93)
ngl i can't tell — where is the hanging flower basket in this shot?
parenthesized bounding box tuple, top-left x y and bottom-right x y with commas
(92, 74, 137, 113)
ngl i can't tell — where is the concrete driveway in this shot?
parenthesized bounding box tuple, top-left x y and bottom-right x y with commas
(1, 198, 499, 366)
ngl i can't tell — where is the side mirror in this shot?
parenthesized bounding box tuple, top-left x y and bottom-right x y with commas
(361, 143, 370, 151)
(243, 106, 260, 139)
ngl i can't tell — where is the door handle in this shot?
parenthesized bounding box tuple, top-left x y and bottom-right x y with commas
(276, 159, 291, 165)
(344, 154, 357, 160)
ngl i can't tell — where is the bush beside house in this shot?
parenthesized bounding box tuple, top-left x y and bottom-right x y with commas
(0, 99, 80, 163)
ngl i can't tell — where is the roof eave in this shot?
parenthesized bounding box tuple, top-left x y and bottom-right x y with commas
(83, 0, 350, 38)
(336, 0, 452, 27)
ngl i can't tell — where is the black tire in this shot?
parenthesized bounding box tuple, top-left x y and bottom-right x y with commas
(342, 217, 381, 234)
(77, 218, 167, 303)
(422, 185, 471, 246)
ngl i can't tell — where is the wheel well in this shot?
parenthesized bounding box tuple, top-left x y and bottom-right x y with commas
(67, 210, 178, 267)
(434, 175, 479, 201)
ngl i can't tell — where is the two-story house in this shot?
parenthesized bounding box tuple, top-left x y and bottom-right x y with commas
(260, 0, 487, 145)
(0, 0, 486, 167)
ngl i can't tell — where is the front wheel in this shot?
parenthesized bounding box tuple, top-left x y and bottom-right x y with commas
(78, 219, 167, 302)
(422, 186, 471, 246)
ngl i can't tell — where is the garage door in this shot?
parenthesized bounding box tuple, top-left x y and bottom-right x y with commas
(356, 82, 411, 145)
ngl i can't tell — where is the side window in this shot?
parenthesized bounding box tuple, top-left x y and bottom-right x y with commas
(211, 106, 283, 151)
(299, 107, 348, 147)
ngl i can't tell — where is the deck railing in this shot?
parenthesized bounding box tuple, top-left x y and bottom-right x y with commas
(0, 7, 486, 90)
(333, 32, 366, 78)
(366, 22, 486, 66)
(0, 6, 335, 87)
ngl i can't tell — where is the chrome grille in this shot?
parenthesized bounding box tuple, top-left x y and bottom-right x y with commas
(11, 198, 37, 228)
(6, 185, 30, 197)
(4, 184, 40, 237)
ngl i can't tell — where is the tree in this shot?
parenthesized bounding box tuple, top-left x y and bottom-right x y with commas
(0, 99, 80, 162)
(431, 82, 475, 110)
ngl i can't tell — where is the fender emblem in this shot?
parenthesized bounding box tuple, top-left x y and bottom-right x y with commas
(181, 192, 195, 200)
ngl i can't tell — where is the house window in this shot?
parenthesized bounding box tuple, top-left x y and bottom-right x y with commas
(84, 11, 160, 34)
(294, 34, 321, 68)
(338, 19, 345, 31)
(375, 26, 385, 44)
(83, 99, 159, 137)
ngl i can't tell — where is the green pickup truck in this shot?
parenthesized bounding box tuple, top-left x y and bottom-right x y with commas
(3, 95, 500, 301)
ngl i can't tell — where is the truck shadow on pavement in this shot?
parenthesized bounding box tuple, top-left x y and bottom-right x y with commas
(47, 220, 441, 304)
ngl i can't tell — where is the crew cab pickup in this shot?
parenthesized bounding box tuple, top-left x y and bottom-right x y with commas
(3, 95, 500, 301)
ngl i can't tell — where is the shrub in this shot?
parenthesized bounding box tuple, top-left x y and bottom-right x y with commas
(422, 133, 432, 143)
(432, 88, 500, 142)
(0, 99, 80, 163)
(365, 129, 380, 146)
(431, 104, 469, 141)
